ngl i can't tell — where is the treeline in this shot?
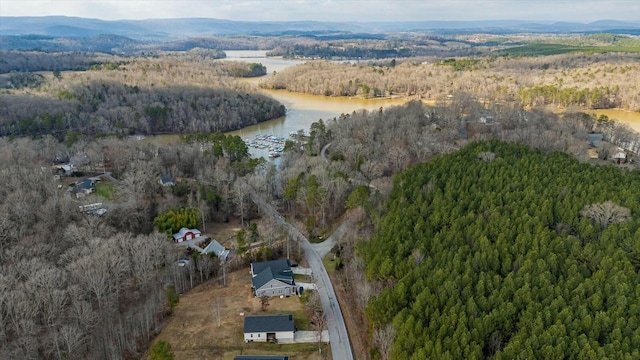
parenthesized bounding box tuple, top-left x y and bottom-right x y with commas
(362, 141, 640, 358)
(268, 44, 412, 59)
(0, 83, 284, 137)
(0, 33, 313, 54)
(497, 34, 640, 56)
(0, 50, 121, 74)
(265, 36, 485, 60)
(517, 84, 620, 109)
(259, 53, 640, 111)
(225, 61, 267, 77)
(0, 55, 285, 138)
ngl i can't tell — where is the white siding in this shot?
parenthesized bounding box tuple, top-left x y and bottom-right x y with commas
(255, 279, 296, 298)
(244, 331, 267, 342)
(244, 331, 294, 343)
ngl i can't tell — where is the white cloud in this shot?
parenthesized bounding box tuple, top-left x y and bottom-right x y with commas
(0, 0, 637, 22)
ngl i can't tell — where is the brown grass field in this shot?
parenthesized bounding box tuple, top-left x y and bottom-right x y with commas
(150, 266, 330, 360)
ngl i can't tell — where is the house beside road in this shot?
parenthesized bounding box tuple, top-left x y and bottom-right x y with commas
(250, 259, 296, 298)
(243, 314, 295, 343)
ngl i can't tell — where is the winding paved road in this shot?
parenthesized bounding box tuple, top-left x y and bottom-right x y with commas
(248, 192, 354, 360)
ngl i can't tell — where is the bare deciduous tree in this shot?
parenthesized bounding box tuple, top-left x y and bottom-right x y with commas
(307, 290, 327, 357)
(412, 248, 425, 266)
(260, 295, 270, 312)
(373, 322, 397, 360)
(58, 324, 85, 360)
(232, 180, 250, 226)
(580, 201, 631, 229)
(213, 298, 224, 328)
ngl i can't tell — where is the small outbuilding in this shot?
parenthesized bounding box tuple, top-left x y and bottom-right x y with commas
(172, 227, 202, 243)
(160, 174, 176, 187)
(243, 314, 295, 343)
(612, 148, 627, 164)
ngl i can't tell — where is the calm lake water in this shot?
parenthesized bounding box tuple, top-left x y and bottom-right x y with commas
(147, 51, 640, 156)
(221, 50, 406, 159)
(590, 109, 640, 133)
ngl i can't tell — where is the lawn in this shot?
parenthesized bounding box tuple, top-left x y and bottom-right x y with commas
(95, 181, 117, 199)
(322, 253, 338, 273)
(294, 273, 313, 282)
(308, 235, 326, 244)
(149, 268, 329, 360)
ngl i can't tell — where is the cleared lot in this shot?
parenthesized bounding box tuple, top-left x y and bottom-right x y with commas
(150, 268, 330, 360)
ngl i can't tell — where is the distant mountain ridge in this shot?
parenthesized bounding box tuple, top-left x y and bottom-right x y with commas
(2, 16, 640, 39)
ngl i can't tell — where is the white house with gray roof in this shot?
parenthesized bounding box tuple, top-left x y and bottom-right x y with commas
(250, 259, 297, 298)
(243, 314, 295, 343)
(202, 239, 230, 261)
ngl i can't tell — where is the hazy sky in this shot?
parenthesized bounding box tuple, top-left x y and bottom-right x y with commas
(0, 0, 638, 22)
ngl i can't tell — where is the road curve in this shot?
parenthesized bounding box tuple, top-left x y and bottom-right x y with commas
(249, 192, 354, 360)
(320, 142, 332, 163)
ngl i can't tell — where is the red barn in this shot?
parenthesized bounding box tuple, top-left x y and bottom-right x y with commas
(172, 227, 202, 243)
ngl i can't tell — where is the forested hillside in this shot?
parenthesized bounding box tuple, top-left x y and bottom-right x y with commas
(0, 51, 122, 73)
(0, 53, 285, 137)
(363, 141, 640, 359)
(0, 131, 273, 359)
(259, 53, 640, 111)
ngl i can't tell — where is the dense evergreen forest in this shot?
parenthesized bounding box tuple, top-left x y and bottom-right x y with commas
(363, 141, 640, 359)
(275, 99, 640, 358)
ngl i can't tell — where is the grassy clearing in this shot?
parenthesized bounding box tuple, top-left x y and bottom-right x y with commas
(308, 236, 326, 244)
(229, 343, 330, 360)
(294, 273, 313, 282)
(292, 310, 312, 331)
(323, 253, 337, 273)
(150, 268, 327, 360)
(95, 181, 117, 199)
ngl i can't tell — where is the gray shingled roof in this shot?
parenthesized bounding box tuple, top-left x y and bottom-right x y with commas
(234, 356, 289, 360)
(74, 178, 94, 193)
(251, 267, 276, 289)
(202, 239, 229, 260)
(250, 259, 294, 290)
(252, 259, 291, 275)
(160, 174, 175, 185)
(244, 314, 294, 333)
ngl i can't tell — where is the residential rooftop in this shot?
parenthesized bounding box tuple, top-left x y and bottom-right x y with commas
(244, 314, 294, 333)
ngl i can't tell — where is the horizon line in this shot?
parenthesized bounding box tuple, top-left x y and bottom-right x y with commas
(1, 15, 639, 24)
